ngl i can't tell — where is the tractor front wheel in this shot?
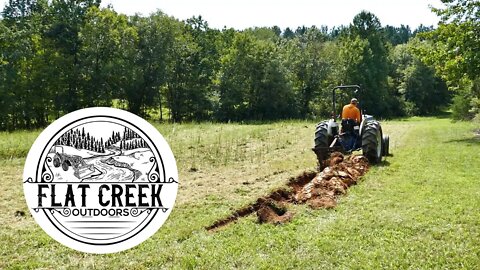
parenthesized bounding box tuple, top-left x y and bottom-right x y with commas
(362, 121, 383, 163)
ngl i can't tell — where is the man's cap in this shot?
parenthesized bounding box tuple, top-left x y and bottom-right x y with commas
(351, 98, 358, 104)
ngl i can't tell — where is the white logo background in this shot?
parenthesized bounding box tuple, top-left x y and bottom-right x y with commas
(23, 107, 178, 254)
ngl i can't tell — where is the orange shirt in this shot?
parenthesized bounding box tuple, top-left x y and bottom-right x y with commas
(342, 104, 361, 123)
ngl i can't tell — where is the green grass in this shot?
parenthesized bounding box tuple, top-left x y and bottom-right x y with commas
(1, 117, 479, 269)
(0, 130, 40, 159)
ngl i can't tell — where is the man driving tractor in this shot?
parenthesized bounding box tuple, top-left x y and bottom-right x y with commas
(341, 98, 361, 124)
(341, 98, 361, 150)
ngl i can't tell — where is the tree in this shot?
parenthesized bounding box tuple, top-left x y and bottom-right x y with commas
(339, 11, 391, 117)
(1, 0, 51, 129)
(384, 25, 412, 45)
(217, 32, 294, 121)
(433, 0, 479, 81)
(271, 25, 281, 37)
(43, 0, 100, 113)
(165, 16, 219, 121)
(412, 24, 434, 36)
(127, 12, 177, 117)
(280, 28, 331, 118)
(283, 27, 295, 39)
(79, 6, 135, 107)
(420, 0, 480, 119)
(390, 42, 450, 115)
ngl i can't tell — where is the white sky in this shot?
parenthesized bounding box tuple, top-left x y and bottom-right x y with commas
(0, 0, 444, 30)
(101, 0, 444, 29)
(75, 122, 125, 141)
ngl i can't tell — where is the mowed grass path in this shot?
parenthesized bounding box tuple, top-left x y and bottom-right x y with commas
(1, 118, 479, 269)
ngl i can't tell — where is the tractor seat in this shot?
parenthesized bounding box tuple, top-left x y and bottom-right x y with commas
(341, 119, 357, 134)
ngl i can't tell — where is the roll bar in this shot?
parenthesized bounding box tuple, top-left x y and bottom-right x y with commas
(332, 85, 361, 121)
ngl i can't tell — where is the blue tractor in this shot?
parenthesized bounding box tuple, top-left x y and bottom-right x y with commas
(313, 85, 389, 167)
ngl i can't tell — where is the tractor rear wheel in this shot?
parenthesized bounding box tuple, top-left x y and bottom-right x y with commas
(362, 121, 383, 163)
(53, 156, 61, 168)
(314, 121, 329, 149)
(313, 121, 329, 166)
(62, 161, 69, 171)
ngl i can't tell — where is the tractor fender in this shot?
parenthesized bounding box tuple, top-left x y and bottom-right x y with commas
(359, 114, 374, 136)
(53, 153, 63, 162)
(327, 119, 339, 137)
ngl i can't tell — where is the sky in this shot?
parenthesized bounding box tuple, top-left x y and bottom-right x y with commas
(75, 122, 126, 141)
(101, 0, 444, 30)
(0, 0, 444, 30)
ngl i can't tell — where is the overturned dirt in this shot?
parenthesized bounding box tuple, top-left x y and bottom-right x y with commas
(206, 152, 369, 231)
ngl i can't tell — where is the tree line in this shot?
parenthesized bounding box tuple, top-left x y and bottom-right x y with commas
(0, 0, 478, 130)
(55, 127, 106, 153)
(55, 126, 147, 153)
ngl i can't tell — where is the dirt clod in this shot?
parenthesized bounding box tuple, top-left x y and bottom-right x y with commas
(206, 152, 369, 231)
(308, 197, 337, 209)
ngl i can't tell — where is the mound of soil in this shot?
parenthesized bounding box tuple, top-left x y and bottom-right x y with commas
(206, 152, 369, 231)
(294, 154, 369, 208)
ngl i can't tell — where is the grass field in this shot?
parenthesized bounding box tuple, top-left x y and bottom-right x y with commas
(1, 117, 479, 269)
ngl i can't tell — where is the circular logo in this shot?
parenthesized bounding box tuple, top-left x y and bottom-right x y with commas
(23, 108, 178, 253)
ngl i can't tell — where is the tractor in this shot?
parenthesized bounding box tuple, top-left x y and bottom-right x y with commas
(312, 85, 389, 167)
(52, 146, 96, 179)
